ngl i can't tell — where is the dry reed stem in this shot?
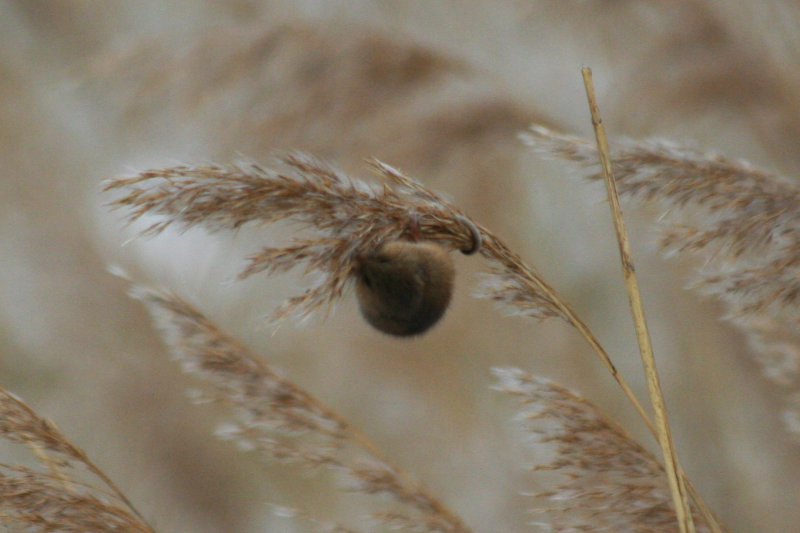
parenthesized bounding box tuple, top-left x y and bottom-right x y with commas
(0, 385, 154, 532)
(128, 280, 472, 533)
(582, 66, 694, 533)
(493, 367, 714, 533)
(522, 124, 800, 443)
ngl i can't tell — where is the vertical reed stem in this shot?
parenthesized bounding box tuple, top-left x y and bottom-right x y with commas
(581, 66, 695, 533)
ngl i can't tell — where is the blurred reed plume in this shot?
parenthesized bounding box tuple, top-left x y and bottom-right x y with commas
(128, 281, 471, 533)
(523, 125, 800, 444)
(98, 152, 719, 531)
(0, 385, 154, 532)
(493, 367, 711, 532)
(4, 3, 800, 532)
(102, 153, 568, 326)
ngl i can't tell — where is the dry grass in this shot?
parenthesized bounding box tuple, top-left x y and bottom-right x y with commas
(523, 125, 800, 444)
(127, 280, 470, 533)
(0, 385, 154, 532)
(3, 3, 800, 532)
(104, 155, 485, 325)
(100, 150, 722, 531)
(1, 140, 731, 530)
(493, 367, 711, 533)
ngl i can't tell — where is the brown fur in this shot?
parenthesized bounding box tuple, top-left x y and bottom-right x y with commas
(356, 241, 455, 336)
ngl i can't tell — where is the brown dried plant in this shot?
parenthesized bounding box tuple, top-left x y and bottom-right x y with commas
(104, 154, 483, 325)
(102, 152, 650, 426)
(6, 4, 800, 532)
(127, 279, 470, 533)
(1, 136, 722, 531)
(523, 125, 800, 444)
(493, 367, 711, 533)
(0, 385, 154, 532)
(101, 151, 722, 531)
(102, 154, 634, 387)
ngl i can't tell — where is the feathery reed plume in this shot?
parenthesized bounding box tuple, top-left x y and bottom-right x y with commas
(0, 466, 154, 533)
(106, 151, 725, 530)
(104, 152, 590, 334)
(523, 125, 800, 441)
(105, 154, 489, 324)
(493, 367, 715, 533)
(129, 280, 472, 533)
(103, 153, 661, 434)
(522, 124, 800, 320)
(0, 385, 154, 532)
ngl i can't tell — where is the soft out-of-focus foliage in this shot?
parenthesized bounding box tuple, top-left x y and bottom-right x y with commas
(525, 125, 800, 448)
(494, 367, 712, 532)
(2, 1, 800, 531)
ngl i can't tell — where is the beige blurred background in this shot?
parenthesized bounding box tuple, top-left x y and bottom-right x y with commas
(1, 1, 799, 531)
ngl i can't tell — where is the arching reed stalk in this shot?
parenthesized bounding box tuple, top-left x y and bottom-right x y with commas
(103, 146, 721, 531)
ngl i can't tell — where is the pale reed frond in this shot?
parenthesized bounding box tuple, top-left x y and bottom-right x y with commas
(130, 281, 473, 533)
(105, 154, 567, 326)
(522, 125, 800, 320)
(0, 465, 153, 533)
(523, 125, 800, 441)
(493, 367, 714, 533)
(0, 386, 154, 532)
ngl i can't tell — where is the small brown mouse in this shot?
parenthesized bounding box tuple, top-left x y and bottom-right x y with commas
(355, 241, 456, 336)
(355, 217, 481, 336)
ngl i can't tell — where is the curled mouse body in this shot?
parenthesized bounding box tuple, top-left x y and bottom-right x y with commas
(355, 241, 455, 336)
